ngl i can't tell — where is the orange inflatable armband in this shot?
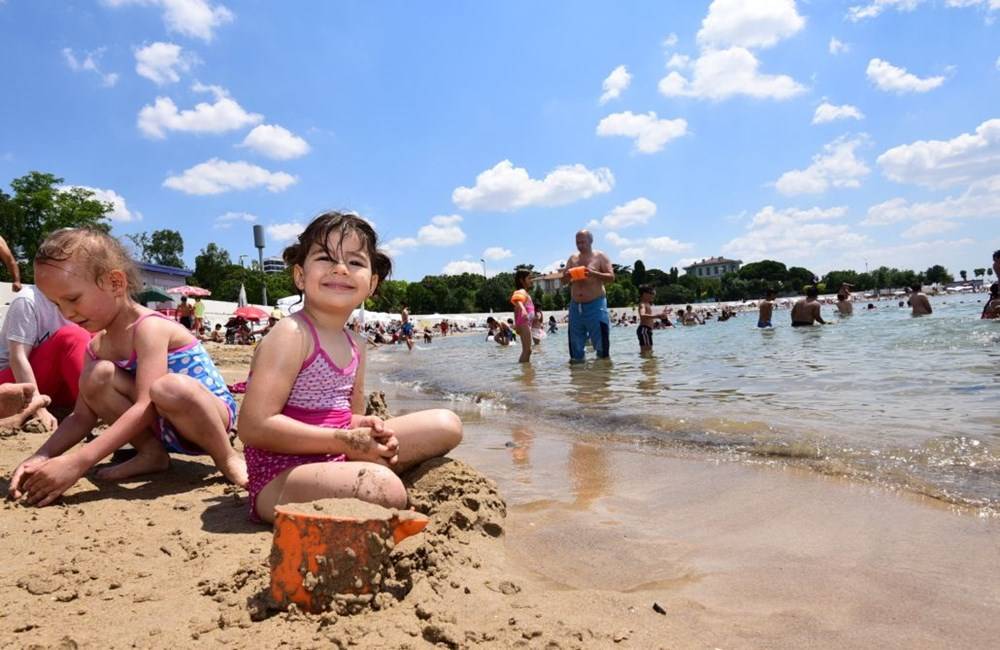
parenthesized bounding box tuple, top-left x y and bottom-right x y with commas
(568, 266, 587, 281)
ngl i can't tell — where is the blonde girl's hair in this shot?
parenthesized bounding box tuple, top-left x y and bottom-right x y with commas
(35, 227, 142, 293)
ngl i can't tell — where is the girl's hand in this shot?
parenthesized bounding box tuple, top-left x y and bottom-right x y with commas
(18, 455, 88, 506)
(344, 427, 399, 466)
(352, 414, 389, 435)
(8, 453, 49, 500)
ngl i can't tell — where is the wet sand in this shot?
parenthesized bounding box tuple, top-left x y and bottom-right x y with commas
(2, 343, 998, 648)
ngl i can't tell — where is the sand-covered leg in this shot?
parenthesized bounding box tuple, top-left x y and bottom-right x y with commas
(255, 460, 407, 523)
(383, 408, 463, 473)
(149, 373, 247, 487)
(82, 360, 171, 479)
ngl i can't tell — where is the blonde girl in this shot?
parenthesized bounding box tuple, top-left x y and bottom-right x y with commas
(9, 229, 246, 506)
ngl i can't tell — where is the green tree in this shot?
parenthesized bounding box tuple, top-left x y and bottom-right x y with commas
(960, 270, 967, 282)
(655, 284, 694, 306)
(0, 172, 112, 280)
(739, 260, 787, 284)
(368, 279, 408, 313)
(406, 283, 434, 314)
(632, 259, 646, 287)
(786, 266, 816, 293)
(475, 272, 514, 312)
(974, 268, 986, 278)
(924, 265, 952, 285)
(192, 243, 232, 293)
(127, 229, 186, 267)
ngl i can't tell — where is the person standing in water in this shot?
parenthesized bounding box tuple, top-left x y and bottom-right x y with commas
(757, 288, 776, 328)
(908, 284, 933, 316)
(636, 285, 656, 355)
(399, 303, 414, 351)
(836, 283, 854, 316)
(791, 286, 827, 326)
(562, 230, 614, 362)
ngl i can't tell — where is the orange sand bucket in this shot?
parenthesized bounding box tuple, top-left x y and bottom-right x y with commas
(568, 265, 587, 281)
(269, 500, 428, 613)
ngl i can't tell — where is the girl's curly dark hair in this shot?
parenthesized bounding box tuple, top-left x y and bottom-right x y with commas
(282, 212, 392, 295)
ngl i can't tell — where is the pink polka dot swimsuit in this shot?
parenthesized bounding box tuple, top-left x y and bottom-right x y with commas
(244, 313, 358, 522)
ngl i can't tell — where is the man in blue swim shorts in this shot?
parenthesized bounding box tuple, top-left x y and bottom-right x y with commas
(562, 230, 615, 362)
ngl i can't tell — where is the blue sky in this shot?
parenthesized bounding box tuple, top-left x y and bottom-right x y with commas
(1, 0, 998, 280)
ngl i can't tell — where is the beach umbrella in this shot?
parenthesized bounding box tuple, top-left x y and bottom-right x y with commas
(134, 287, 172, 304)
(237, 283, 248, 307)
(234, 305, 268, 321)
(167, 285, 212, 297)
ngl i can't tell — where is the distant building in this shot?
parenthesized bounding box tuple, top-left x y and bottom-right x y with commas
(263, 256, 286, 274)
(535, 268, 565, 295)
(683, 257, 742, 279)
(137, 262, 192, 291)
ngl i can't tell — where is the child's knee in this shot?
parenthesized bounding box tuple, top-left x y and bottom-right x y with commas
(149, 374, 193, 408)
(360, 465, 407, 509)
(81, 360, 117, 397)
(432, 409, 463, 448)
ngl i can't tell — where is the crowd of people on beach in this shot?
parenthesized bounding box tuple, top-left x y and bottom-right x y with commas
(0, 220, 996, 530)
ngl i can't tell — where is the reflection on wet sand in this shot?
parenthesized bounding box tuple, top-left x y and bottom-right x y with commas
(509, 426, 535, 469)
(569, 440, 611, 509)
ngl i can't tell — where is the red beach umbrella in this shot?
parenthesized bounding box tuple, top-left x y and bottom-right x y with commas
(167, 285, 212, 297)
(234, 305, 268, 321)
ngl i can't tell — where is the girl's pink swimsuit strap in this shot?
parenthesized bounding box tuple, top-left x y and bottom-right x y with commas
(245, 314, 359, 522)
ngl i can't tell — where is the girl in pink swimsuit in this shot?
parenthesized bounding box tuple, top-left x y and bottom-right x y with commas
(510, 268, 535, 364)
(238, 212, 464, 524)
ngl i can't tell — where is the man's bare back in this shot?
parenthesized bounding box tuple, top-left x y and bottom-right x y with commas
(909, 292, 932, 316)
(791, 295, 825, 326)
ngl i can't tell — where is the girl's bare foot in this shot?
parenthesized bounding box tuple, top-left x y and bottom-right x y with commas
(95, 449, 171, 481)
(0, 385, 50, 429)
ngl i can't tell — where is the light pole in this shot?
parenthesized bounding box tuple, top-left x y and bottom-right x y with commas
(480, 258, 487, 278)
(253, 225, 267, 306)
(239, 254, 249, 268)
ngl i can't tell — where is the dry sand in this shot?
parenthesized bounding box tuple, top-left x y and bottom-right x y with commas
(2, 342, 999, 649)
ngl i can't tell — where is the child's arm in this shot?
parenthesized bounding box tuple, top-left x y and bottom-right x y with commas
(13, 324, 170, 505)
(8, 393, 99, 500)
(238, 320, 396, 464)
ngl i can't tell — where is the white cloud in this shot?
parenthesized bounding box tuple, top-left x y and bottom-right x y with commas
(163, 158, 297, 195)
(134, 42, 195, 85)
(697, 0, 805, 49)
(666, 53, 691, 69)
(138, 83, 262, 138)
(662, 33, 679, 48)
(442, 260, 487, 276)
(587, 197, 657, 229)
(240, 124, 311, 160)
(384, 216, 467, 257)
(104, 0, 233, 42)
(996, 55, 1000, 70)
(596, 111, 688, 153)
(266, 222, 305, 243)
(876, 118, 1000, 189)
(775, 136, 871, 195)
(722, 205, 867, 262)
(658, 47, 805, 101)
(864, 175, 1000, 225)
(417, 215, 466, 246)
(848, 0, 923, 21)
(62, 48, 119, 87)
(483, 246, 513, 261)
(829, 37, 849, 54)
(604, 230, 693, 261)
(813, 102, 864, 124)
(599, 65, 631, 104)
(866, 58, 946, 93)
(213, 211, 257, 229)
(452, 160, 614, 212)
(61, 186, 141, 222)
(900, 219, 959, 239)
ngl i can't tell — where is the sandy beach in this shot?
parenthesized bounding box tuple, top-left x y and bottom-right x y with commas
(2, 343, 999, 649)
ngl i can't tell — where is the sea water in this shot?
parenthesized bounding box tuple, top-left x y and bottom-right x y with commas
(370, 295, 1000, 514)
